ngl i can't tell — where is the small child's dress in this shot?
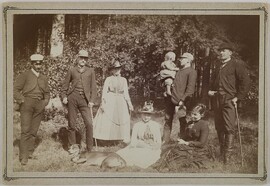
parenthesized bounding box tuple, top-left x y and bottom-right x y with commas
(160, 60, 177, 85)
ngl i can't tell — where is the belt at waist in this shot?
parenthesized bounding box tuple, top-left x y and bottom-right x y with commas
(25, 96, 43, 100)
(74, 90, 85, 95)
(108, 90, 124, 94)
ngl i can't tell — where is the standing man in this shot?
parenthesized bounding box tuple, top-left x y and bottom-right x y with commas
(61, 49, 97, 154)
(208, 44, 250, 164)
(14, 54, 50, 165)
(163, 52, 197, 143)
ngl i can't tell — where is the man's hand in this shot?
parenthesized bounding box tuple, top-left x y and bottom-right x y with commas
(88, 102, 94, 108)
(208, 90, 217, 96)
(62, 97, 68, 104)
(178, 100, 184, 106)
(231, 97, 238, 107)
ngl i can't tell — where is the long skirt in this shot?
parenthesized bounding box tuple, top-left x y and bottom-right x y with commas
(116, 145, 161, 169)
(93, 92, 130, 143)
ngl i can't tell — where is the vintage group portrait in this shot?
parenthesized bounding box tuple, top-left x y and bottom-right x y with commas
(1, 2, 268, 185)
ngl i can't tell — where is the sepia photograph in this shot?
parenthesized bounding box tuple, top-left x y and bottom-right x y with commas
(1, 2, 268, 185)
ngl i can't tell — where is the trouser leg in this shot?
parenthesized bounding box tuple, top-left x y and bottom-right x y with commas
(79, 100, 93, 152)
(163, 96, 174, 143)
(67, 93, 78, 147)
(222, 101, 236, 165)
(213, 96, 227, 160)
(20, 99, 34, 161)
(217, 131, 225, 158)
(28, 100, 44, 156)
(179, 117, 187, 139)
(224, 133, 234, 164)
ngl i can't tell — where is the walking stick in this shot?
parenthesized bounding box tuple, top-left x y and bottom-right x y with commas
(235, 104, 244, 167)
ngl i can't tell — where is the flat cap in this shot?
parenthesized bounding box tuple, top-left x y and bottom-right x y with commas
(180, 53, 194, 61)
(78, 50, 89, 58)
(30, 54, 44, 61)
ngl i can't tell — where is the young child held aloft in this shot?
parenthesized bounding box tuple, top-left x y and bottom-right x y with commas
(160, 51, 179, 97)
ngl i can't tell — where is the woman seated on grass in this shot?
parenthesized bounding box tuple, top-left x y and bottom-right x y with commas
(177, 103, 209, 148)
(72, 101, 162, 170)
(114, 101, 162, 169)
(155, 103, 212, 171)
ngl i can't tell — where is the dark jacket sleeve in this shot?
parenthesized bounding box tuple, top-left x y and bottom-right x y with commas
(235, 62, 250, 100)
(182, 70, 197, 101)
(189, 121, 209, 148)
(14, 72, 26, 104)
(90, 69, 97, 103)
(61, 68, 72, 99)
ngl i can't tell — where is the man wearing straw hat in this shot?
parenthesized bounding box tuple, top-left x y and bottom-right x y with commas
(208, 43, 250, 165)
(14, 54, 50, 165)
(61, 49, 97, 154)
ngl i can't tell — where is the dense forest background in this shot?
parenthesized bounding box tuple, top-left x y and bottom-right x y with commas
(13, 14, 259, 109)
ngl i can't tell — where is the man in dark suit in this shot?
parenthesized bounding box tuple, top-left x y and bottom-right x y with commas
(208, 44, 250, 164)
(14, 54, 50, 165)
(61, 50, 97, 154)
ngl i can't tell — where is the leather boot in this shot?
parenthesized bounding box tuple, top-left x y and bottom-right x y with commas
(223, 134, 234, 165)
(217, 131, 225, 156)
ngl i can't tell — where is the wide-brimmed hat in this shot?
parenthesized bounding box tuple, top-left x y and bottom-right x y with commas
(218, 43, 234, 51)
(78, 50, 89, 58)
(180, 52, 194, 61)
(109, 61, 122, 69)
(138, 101, 155, 114)
(30, 54, 44, 61)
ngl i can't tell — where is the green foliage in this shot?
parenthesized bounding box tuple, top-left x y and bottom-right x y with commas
(13, 15, 259, 105)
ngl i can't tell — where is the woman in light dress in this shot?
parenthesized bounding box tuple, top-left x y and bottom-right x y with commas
(93, 61, 134, 144)
(115, 101, 162, 169)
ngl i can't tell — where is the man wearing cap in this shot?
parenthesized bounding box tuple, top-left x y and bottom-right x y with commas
(208, 44, 250, 165)
(163, 52, 197, 143)
(14, 54, 50, 165)
(61, 49, 97, 154)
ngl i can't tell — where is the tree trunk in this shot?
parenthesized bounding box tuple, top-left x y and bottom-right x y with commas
(201, 47, 211, 106)
(36, 28, 44, 54)
(79, 15, 83, 40)
(50, 14, 65, 57)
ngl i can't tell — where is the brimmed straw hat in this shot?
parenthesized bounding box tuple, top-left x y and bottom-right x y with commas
(109, 61, 122, 69)
(139, 101, 155, 114)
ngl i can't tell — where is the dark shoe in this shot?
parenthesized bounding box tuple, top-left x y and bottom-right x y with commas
(118, 142, 127, 148)
(21, 158, 28, 166)
(28, 154, 38, 160)
(217, 131, 225, 158)
(68, 144, 80, 155)
(71, 156, 87, 164)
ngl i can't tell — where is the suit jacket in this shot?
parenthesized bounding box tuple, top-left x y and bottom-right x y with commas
(14, 70, 50, 104)
(61, 66, 97, 103)
(171, 67, 197, 106)
(211, 58, 250, 100)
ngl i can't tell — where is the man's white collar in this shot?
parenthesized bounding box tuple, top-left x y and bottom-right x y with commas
(31, 68, 40, 77)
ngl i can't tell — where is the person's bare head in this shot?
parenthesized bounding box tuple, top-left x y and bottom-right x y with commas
(164, 52, 176, 62)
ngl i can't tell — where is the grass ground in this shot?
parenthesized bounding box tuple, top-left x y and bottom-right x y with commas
(12, 107, 258, 174)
